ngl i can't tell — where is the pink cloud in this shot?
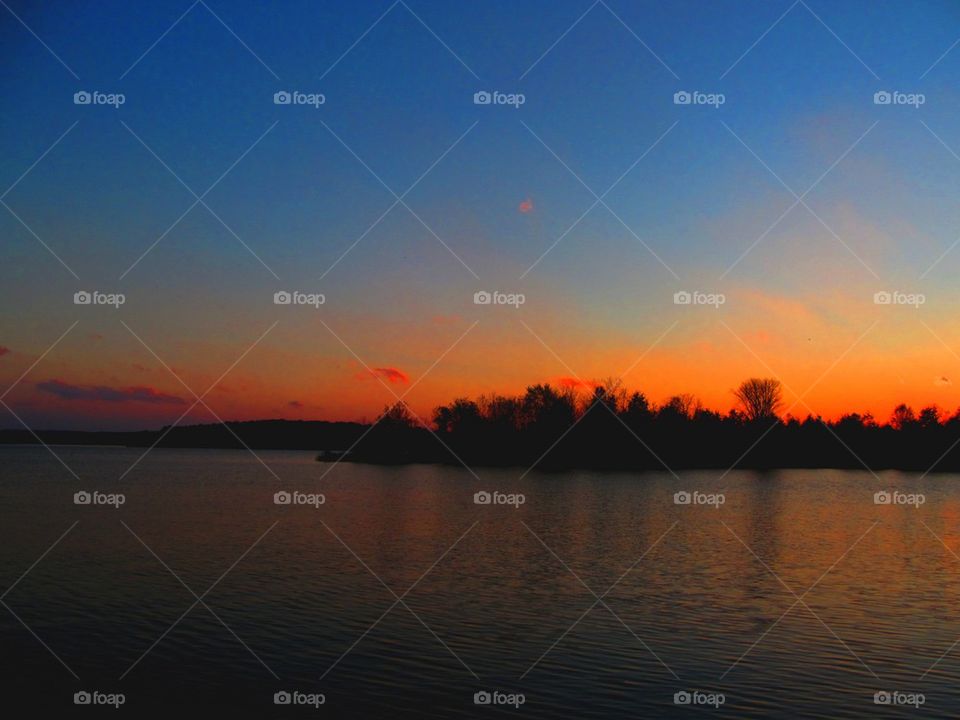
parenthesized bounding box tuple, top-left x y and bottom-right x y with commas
(556, 376, 599, 390)
(37, 379, 186, 405)
(372, 367, 409, 384)
(518, 197, 534, 213)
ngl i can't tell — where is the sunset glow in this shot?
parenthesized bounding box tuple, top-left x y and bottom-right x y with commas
(2, 1, 960, 431)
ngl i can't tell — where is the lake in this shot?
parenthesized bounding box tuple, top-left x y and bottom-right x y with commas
(0, 445, 957, 717)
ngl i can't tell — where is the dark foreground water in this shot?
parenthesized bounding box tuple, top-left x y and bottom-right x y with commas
(1, 445, 959, 717)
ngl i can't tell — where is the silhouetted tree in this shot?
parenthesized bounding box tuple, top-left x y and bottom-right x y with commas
(890, 403, 916, 430)
(520, 384, 576, 429)
(379, 402, 416, 427)
(918, 405, 941, 429)
(734, 378, 783, 421)
(624, 391, 650, 415)
(597, 377, 627, 413)
(479, 394, 521, 429)
(945, 407, 960, 429)
(329, 376, 960, 472)
(836, 413, 873, 431)
(661, 393, 702, 420)
(433, 398, 482, 434)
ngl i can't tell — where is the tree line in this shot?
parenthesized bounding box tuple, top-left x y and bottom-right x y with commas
(349, 378, 960, 471)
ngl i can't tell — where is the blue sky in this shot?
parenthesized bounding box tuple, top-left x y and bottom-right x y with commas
(3, 0, 960, 429)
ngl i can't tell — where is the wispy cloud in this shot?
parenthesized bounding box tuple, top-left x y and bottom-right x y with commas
(37, 379, 187, 405)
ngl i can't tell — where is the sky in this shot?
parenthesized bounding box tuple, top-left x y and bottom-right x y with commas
(3, 0, 960, 430)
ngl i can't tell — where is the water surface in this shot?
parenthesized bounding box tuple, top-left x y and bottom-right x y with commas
(1, 446, 957, 717)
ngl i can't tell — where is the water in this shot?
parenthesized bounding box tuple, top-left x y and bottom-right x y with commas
(1, 445, 958, 717)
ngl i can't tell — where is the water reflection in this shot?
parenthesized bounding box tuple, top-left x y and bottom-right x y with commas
(1, 447, 959, 717)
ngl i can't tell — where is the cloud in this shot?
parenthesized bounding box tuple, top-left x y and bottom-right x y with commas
(556, 376, 599, 390)
(372, 367, 409, 384)
(289, 400, 304, 408)
(518, 197, 533, 213)
(37, 379, 187, 405)
(0, 346, 8, 357)
(935, 376, 952, 386)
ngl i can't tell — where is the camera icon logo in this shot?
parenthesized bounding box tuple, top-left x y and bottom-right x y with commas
(74, 290, 92, 305)
(874, 691, 891, 705)
(674, 690, 692, 705)
(474, 691, 492, 705)
(274, 491, 292, 505)
(873, 91, 892, 105)
(274, 691, 292, 705)
(74, 490, 92, 505)
(873, 291, 892, 305)
(673, 91, 691, 105)
(474, 290, 492, 305)
(274, 291, 292, 305)
(274, 91, 291, 105)
(673, 290, 691, 305)
(473, 91, 491, 105)
(74, 91, 91, 105)
(674, 491, 692, 505)
(874, 490, 891, 505)
(74, 691, 92, 704)
(474, 491, 491, 505)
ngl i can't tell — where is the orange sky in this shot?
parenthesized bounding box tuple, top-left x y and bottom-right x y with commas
(5, 275, 959, 431)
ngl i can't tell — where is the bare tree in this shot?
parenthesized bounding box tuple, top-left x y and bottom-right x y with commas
(734, 378, 783, 421)
(661, 393, 702, 419)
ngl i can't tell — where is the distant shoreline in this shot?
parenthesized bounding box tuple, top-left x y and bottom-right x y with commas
(4, 416, 960, 473)
(0, 420, 363, 453)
